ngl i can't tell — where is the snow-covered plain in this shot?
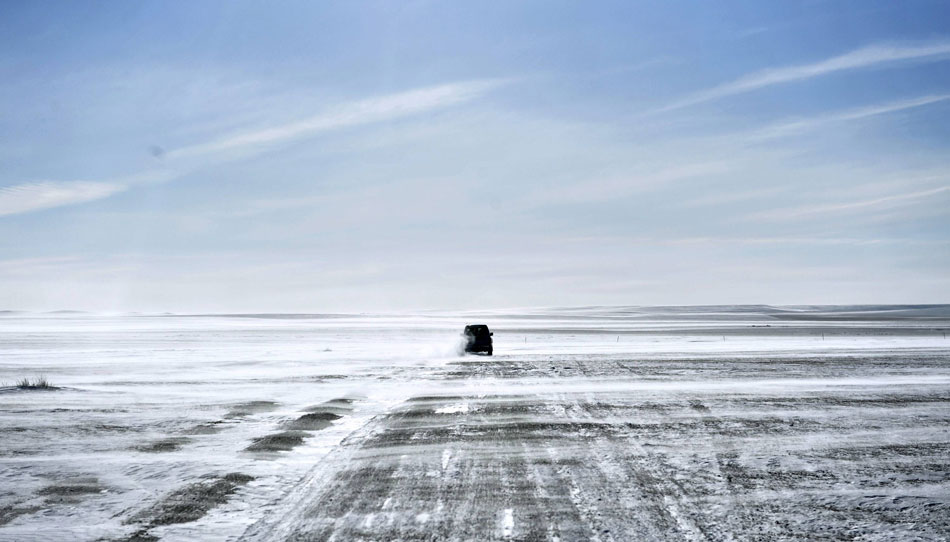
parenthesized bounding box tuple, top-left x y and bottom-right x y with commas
(1, 306, 949, 541)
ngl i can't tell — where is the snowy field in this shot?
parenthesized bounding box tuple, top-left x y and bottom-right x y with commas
(1, 306, 949, 541)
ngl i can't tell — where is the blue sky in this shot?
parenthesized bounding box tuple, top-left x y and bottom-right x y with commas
(1, 1, 949, 311)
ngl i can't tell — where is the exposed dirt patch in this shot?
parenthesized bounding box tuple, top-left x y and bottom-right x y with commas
(221, 472, 254, 484)
(224, 400, 278, 418)
(246, 431, 309, 452)
(120, 473, 254, 540)
(393, 407, 436, 419)
(473, 401, 539, 416)
(408, 395, 467, 403)
(115, 532, 158, 542)
(182, 421, 226, 435)
(689, 400, 710, 412)
(134, 437, 190, 453)
(38, 477, 104, 503)
(0, 504, 41, 527)
(304, 397, 356, 415)
(284, 412, 341, 431)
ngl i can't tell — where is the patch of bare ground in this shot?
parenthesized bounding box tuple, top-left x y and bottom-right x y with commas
(245, 431, 309, 452)
(0, 504, 41, 527)
(37, 477, 104, 504)
(291, 397, 356, 429)
(224, 400, 278, 419)
(246, 398, 354, 452)
(284, 411, 341, 431)
(118, 473, 253, 541)
(181, 420, 227, 435)
(303, 397, 356, 415)
(134, 437, 191, 453)
(0, 478, 105, 526)
(116, 532, 158, 542)
(407, 395, 467, 403)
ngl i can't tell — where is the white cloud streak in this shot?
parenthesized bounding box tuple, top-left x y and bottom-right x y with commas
(747, 185, 950, 222)
(0, 80, 500, 218)
(533, 160, 734, 205)
(0, 181, 127, 217)
(749, 93, 950, 140)
(168, 80, 503, 159)
(656, 42, 950, 113)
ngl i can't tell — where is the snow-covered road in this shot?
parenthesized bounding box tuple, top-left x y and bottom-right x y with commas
(1, 306, 948, 540)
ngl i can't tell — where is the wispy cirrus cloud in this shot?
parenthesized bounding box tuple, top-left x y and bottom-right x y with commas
(0, 181, 128, 217)
(532, 160, 734, 206)
(749, 93, 950, 140)
(168, 79, 504, 159)
(747, 185, 950, 222)
(0, 80, 502, 218)
(655, 41, 950, 113)
(680, 186, 787, 208)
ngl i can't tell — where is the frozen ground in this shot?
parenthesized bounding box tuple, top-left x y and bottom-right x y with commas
(1, 305, 949, 541)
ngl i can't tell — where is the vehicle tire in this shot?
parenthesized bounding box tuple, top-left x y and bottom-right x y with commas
(487, 348, 493, 356)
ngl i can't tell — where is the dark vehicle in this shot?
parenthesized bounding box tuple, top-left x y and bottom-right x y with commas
(462, 324, 493, 355)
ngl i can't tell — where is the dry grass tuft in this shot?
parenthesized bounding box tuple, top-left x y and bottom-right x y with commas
(15, 376, 55, 390)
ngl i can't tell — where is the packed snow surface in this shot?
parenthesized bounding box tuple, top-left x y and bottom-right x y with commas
(1, 305, 949, 540)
